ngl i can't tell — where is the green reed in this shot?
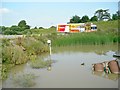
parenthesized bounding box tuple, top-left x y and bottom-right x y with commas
(53, 32, 118, 46)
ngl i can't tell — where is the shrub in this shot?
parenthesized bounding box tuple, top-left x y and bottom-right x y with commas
(21, 37, 49, 55)
(2, 44, 28, 65)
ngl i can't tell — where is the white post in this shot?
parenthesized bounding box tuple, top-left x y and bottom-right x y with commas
(47, 40, 51, 55)
(47, 40, 52, 71)
(50, 46, 51, 55)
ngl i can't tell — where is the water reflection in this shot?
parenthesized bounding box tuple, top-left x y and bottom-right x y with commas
(92, 71, 120, 81)
(46, 59, 58, 71)
(53, 44, 117, 55)
(46, 59, 57, 72)
(11, 64, 26, 76)
(47, 64, 52, 71)
(2, 44, 119, 88)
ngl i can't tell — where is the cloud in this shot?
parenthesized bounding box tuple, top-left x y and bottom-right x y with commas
(0, 8, 11, 14)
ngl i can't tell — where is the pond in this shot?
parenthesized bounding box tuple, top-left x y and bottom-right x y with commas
(2, 44, 120, 88)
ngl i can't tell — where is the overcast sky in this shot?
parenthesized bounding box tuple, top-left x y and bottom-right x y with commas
(0, 1, 119, 28)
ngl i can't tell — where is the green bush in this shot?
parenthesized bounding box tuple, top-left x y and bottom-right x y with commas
(21, 37, 49, 55)
(2, 45, 28, 65)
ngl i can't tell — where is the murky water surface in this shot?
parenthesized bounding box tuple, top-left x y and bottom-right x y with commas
(2, 45, 120, 88)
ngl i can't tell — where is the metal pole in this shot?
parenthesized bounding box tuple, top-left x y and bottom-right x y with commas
(47, 40, 51, 56)
(47, 40, 52, 71)
(49, 45, 51, 55)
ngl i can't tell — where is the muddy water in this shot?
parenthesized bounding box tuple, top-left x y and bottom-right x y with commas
(2, 45, 120, 88)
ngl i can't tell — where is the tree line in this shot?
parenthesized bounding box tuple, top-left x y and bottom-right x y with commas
(69, 9, 119, 23)
(0, 9, 119, 35)
(0, 20, 30, 35)
(0, 20, 46, 35)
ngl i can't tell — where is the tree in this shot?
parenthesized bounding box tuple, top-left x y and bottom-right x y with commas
(117, 11, 120, 19)
(70, 15, 81, 23)
(50, 26, 56, 29)
(81, 15, 89, 22)
(112, 14, 118, 20)
(94, 9, 103, 21)
(10, 25, 22, 32)
(18, 20, 27, 27)
(25, 25, 30, 29)
(90, 16, 98, 21)
(39, 27, 44, 29)
(4, 28, 18, 35)
(34, 27, 37, 29)
(95, 9, 110, 21)
(0, 26, 6, 31)
(102, 9, 110, 19)
(18, 20, 30, 30)
(0, 26, 6, 34)
(112, 11, 120, 20)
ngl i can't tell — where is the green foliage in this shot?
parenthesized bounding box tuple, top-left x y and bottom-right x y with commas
(2, 38, 10, 47)
(0, 26, 6, 34)
(90, 16, 98, 21)
(18, 20, 27, 28)
(94, 20, 118, 33)
(2, 20, 30, 35)
(28, 27, 56, 35)
(53, 32, 117, 46)
(10, 25, 26, 34)
(18, 20, 30, 31)
(12, 45, 28, 65)
(46, 32, 57, 41)
(112, 11, 120, 20)
(2, 44, 28, 65)
(0, 26, 6, 31)
(34, 27, 37, 29)
(49, 26, 56, 29)
(70, 15, 81, 23)
(25, 25, 30, 29)
(95, 9, 110, 21)
(1, 36, 49, 79)
(39, 27, 44, 29)
(2, 45, 13, 64)
(81, 15, 89, 22)
(2, 64, 14, 80)
(21, 37, 49, 55)
(112, 14, 118, 20)
(10, 25, 21, 31)
(2, 65, 8, 79)
(2, 39, 11, 64)
(3, 28, 18, 35)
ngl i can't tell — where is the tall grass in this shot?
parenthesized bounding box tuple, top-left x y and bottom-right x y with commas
(94, 20, 118, 32)
(53, 32, 118, 46)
